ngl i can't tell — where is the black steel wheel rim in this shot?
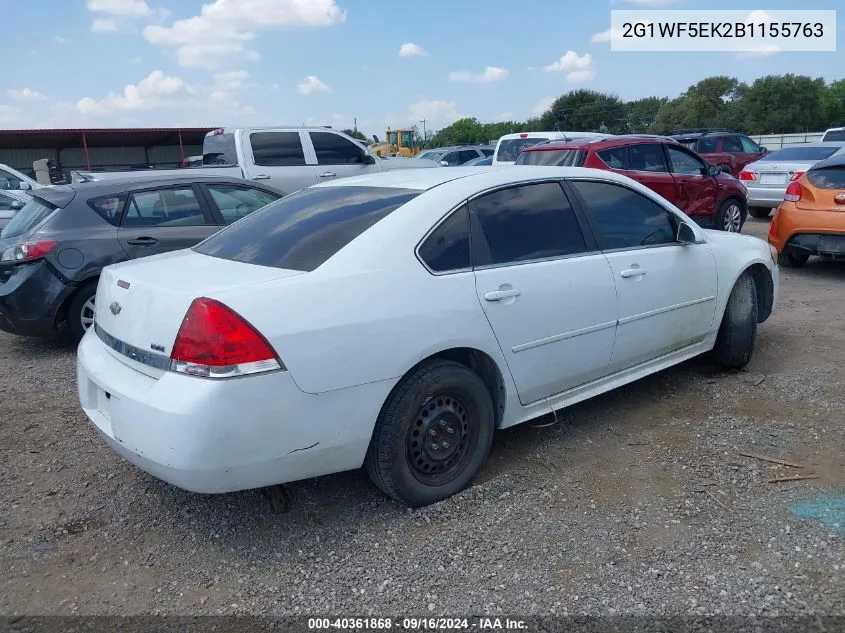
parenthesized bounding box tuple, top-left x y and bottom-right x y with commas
(406, 392, 476, 486)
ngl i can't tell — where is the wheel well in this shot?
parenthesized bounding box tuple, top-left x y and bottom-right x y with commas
(406, 348, 507, 428)
(723, 195, 747, 213)
(54, 277, 98, 329)
(744, 264, 773, 323)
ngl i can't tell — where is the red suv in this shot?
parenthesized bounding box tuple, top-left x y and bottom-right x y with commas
(516, 136, 749, 232)
(670, 130, 768, 177)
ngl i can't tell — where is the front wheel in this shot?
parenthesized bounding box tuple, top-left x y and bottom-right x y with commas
(712, 272, 758, 369)
(365, 360, 495, 507)
(716, 199, 745, 233)
(748, 206, 771, 219)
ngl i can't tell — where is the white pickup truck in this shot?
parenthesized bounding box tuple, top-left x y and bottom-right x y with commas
(72, 126, 436, 194)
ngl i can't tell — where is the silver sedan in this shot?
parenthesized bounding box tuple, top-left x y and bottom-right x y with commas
(743, 142, 845, 218)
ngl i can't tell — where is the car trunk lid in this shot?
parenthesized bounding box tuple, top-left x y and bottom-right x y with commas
(94, 250, 303, 377)
(752, 161, 816, 187)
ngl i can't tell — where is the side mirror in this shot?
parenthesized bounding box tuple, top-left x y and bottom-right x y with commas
(361, 152, 376, 165)
(677, 221, 696, 244)
(706, 164, 722, 177)
(759, 146, 768, 153)
(17, 182, 31, 191)
(439, 161, 449, 167)
(10, 200, 24, 210)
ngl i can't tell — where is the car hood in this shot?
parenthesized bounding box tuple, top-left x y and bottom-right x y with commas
(380, 159, 438, 171)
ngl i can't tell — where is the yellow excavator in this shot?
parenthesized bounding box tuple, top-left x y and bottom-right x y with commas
(370, 128, 422, 158)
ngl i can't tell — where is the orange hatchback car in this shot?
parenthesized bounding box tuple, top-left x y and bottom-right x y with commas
(768, 153, 845, 267)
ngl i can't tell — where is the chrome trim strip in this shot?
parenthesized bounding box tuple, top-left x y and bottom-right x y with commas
(94, 323, 171, 371)
(617, 296, 716, 326)
(511, 320, 617, 353)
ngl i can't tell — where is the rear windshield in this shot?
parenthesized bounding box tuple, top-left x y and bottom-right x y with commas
(822, 130, 845, 142)
(202, 133, 238, 165)
(516, 149, 586, 167)
(194, 186, 420, 272)
(496, 138, 549, 162)
(758, 147, 839, 162)
(0, 197, 58, 239)
(807, 166, 845, 189)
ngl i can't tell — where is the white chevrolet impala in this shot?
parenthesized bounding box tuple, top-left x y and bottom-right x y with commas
(77, 166, 779, 506)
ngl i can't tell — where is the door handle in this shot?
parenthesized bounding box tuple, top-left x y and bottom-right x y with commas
(252, 174, 271, 180)
(620, 268, 646, 278)
(484, 288, 521, 301)
(318, 172, 337, 178)
(126, 236, 158, 246)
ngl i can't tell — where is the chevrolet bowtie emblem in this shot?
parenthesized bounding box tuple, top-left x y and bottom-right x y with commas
(109, 301, 122, 316)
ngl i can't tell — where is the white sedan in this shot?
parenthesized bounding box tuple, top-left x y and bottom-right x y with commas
(77, 166, 779, 506)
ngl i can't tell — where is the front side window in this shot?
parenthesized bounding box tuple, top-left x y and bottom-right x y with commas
(418, 206, 470, 272)
(123, 187, 207, 228)
(250, 132, 306, 167)
(740, 136, 761, 153)
(628, 143, 668, 173)
(206, 184, 280, 224)
(517, 149, 586, 167)
(570, 180, 676, 251)
(0, 169, 24, 190)
(195, 186, 420, 272)
(722, 136, 743, 152)
(310, 132, 365, 165)
(666, 146, 706, 176)
(470, 182, 587, 266)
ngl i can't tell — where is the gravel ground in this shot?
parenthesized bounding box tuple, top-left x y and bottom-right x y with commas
(1, 217, 843, 617)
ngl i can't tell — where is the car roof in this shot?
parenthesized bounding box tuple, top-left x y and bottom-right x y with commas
(314, 165, 638, 192)
(56, 173, 277, 195)
(522, 135, 678, 152)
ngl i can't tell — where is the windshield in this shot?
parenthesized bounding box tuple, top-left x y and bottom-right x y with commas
(496, 138, 549, 162)
(0, 197, 57, 239)
(202, 132, 238, 165)
(195, 186, 420, 272)
(516, 149, 586, 166)
(418, 151, 445, 161)
(758, 146, 840, 162)
(822, 130, 845, 142)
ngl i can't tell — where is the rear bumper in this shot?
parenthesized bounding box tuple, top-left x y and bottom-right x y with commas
(767, 205, 845, 255)
(0, 261, 72, 337)
(746, 186, 786, 208)
(76, 328, 392, 493)
(784, 232, 845, 258)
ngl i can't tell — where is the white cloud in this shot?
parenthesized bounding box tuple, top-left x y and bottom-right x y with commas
(544, 51, 593, 72)
(399, 42, 427, 57)
(76, 69, 191, 114)
(745, 10, 773, 24)
(449, 66, 509, 83)
(592, 22, 652, 44)
(532, 96, 554, 116)
(52, 35, 69, 44)
(143, 0, 346, 70)
(297, 75, 331, 95)
(91, 18, 119, 32)
(213, 70, 251, 91)
(86, 0, 150, 17)
(566, 69, 596, 82)
(736, 45, 780, 59)
(128, 56, 143, 64)
(0, 105, 22, 127)
(6, 88, 47, 102)
(408, 100, 460, 124)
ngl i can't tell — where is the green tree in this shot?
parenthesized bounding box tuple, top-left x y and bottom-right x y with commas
(742, 74, 827, 134)
(653, 76, 745, 133)
(626, 96, 667, 132)
(822, 79, 845, 127)
(341, 128, 368, 142)
(542, 90, 628, 133)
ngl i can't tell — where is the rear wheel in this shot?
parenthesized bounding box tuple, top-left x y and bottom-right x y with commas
(778, 251, 809, 267)
(365, 360, 495, 507)
(716, 199, 745, 232)
(66, 281, 98, 344)
(713, 272, 758, 369)
(748, 206, 771, 219)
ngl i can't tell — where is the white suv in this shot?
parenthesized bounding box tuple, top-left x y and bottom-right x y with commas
(0, 164, 41, 192)
(492, 131, 610, 166)
(821, 127, 845, 142)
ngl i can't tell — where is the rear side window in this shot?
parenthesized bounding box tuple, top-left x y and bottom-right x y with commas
(596, 146, 629, 169)
(250, 132, 306, 166)
(0, 197, 57, 239)
(202, 133, 238, 165)
(807, 166, 845, 189)
(195, 186, 420, 272)
(418, 206, 470, 272)
(470, 182, 586, 266)
(87, 193, 126, 226)
(496, 138, 549, 162)
(722, 136, 743, 152)
(516, 149, 586, 167)
(628, 143, 668, 172)
(571, 180, 676, 250)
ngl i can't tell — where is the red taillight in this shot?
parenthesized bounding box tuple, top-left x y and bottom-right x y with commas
(789, 171, 805, 182)
(739, 170, 757, 182)
(0, 239, 57, 263)
(768, 213, 778, 238)
(784, 181, 802, 202)
(519, 133, 528, 138)
(170, 298, 284, 378)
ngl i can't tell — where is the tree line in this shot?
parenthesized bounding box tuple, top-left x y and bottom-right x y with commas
(425, 74, 845, 147)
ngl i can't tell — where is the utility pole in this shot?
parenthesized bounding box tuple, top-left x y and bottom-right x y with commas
(419, 119, 427, 147)
(353, 117, 358, 134)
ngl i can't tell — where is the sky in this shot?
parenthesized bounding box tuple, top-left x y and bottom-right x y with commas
(1, 0, 842, 137)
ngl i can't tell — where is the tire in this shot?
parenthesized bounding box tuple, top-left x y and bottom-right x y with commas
(365, 360, 495, 507)
(715, 198, 746, 233)
(65, 281, 98, 344)
(748, 206, 771, 219)
(712, 272, 758, 370)
(778, 251, 809, 267)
